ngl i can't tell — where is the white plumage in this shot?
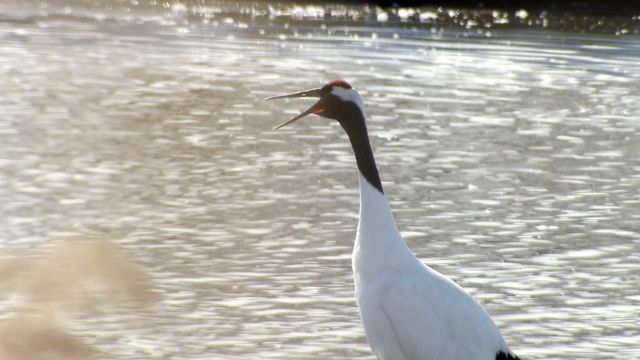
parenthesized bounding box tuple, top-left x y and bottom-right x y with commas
(354, 173, 511, 359)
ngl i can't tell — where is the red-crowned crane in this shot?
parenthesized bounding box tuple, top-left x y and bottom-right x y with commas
(267, 80, 520, 360)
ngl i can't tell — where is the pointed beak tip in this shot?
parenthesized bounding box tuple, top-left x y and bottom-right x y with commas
(267, 88, 323, 130)
(265, 88, 322, 102)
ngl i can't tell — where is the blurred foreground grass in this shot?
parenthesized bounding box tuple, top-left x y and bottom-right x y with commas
(0, 237, 155, 359)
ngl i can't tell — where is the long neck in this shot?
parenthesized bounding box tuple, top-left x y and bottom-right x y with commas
(344, 106, 408, 269)
(355, 154, 407, 271)
(339, 107, 383, 194)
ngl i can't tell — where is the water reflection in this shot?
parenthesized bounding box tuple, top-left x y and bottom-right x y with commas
(1, 1, 639, 359)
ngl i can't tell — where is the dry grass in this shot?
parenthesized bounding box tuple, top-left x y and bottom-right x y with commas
(0, 314, 98, 360)
(0, 237, 155, 359)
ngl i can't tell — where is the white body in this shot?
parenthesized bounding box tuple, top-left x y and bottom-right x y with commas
(352, 173, 510, 360)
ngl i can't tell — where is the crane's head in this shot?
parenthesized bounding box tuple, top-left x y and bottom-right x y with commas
(266, 80, 383, 193)
(266, 80, 365, 130)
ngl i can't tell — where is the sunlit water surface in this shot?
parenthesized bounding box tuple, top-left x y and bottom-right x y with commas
(1, 1, 640, 359)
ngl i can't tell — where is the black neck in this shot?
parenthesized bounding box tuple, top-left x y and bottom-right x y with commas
(337, 104, 383, 194)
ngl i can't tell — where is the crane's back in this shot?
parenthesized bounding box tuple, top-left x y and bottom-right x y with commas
(353, 174, 513, 360)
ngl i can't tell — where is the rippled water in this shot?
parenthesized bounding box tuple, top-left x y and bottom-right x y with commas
(1, 1, 640, 359)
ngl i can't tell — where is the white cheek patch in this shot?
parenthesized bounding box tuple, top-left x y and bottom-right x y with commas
(331, 86, 366, 114)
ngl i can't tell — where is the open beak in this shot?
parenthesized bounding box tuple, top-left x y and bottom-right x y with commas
(265, 88, 324, 130)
